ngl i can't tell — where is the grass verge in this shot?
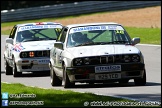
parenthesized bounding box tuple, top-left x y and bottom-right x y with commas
(1, 82, 135, 107)
(125, 27, 161, 45)
(1, 82, 161, 107)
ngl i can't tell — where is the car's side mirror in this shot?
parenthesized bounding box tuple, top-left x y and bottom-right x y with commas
(54, 42, 64, 50)
(6, 38, 13, 44)
(132, 37, 140, 45)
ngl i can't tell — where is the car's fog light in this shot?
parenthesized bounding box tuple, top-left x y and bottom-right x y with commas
(29, 52, 34, 57)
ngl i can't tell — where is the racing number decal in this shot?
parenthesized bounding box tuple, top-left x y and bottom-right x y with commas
(55, 28, 62, 37)
(55, 28, 61, 33)
(116, 30, 124, 34)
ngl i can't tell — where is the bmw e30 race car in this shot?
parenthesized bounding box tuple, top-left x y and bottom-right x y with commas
(4, 22, 63, 77)
(49, 22, 146, 88)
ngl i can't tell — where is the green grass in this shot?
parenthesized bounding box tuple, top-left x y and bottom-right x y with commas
(2, 82, 161, 107)
(125, 27, 161, 45)
(1, 82, 136, 107)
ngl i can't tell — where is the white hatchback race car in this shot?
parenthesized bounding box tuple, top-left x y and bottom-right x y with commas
(4, 22, 63, 77)
(49, 22, 146, 88)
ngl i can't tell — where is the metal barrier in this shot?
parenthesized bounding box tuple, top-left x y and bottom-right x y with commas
(1, 1, 161, 22)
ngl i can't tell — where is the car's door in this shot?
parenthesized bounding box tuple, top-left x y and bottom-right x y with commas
(54, 27, 68, 77)
(6, 26, 17, 66)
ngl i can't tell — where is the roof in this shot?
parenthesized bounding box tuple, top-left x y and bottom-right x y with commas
(15, 22, 62, 27)
(66, 22, 121, 28)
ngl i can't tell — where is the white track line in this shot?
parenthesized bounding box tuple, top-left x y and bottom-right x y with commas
(137, 44, 161, 47)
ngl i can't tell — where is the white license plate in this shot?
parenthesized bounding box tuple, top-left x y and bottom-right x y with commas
(95, 65, 121, 73)
(95, 73, 121, 80)
(38, 59, 50, 64)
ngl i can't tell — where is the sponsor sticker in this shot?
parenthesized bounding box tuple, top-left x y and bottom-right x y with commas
(95, 65, 121, 73)
(18, 25, 62, 31)
(70, 25, 124, 33)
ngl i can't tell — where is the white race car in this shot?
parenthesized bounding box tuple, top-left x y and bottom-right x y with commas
(4, 22, 63, 77)
(49, 22, 146, 88)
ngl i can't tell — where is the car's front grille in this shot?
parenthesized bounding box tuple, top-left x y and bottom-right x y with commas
(20, 50, 50, 58)
(90, 57, 100, 65)
(73, 54, 141, 66)
(35, 51, 50, 57)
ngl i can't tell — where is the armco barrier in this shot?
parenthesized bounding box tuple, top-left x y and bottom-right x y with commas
(1, 1, 161, 22)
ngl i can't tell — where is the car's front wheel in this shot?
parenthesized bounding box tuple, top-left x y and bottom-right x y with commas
(50, 66, 62, 86)
(4, 59, 13, 75)
(134, 70, 146, 86)
(13, 58, 22, 77)
(63, 65, 75, 88)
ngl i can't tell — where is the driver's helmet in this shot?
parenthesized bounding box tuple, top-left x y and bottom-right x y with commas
(71, 32, 83, 43)
(21, 30, 33, 39)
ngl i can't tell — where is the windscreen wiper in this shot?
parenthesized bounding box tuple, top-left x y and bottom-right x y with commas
(22, 39, 38, 42)
(112, 41, 131, 44)
(75, 42, 102, 47)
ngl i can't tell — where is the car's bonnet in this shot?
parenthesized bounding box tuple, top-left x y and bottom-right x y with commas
(13, 40, 56, 51)
(66, 45, 140, 58)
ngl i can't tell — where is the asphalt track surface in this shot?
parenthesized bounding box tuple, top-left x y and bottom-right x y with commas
(1, 35, 161, 102)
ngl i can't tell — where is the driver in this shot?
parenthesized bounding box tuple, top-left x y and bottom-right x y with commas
(71, 32, 92, 46)
(21, 30, 33, 42)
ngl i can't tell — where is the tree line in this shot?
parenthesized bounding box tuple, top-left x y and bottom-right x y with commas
(1, 1, 82, 10)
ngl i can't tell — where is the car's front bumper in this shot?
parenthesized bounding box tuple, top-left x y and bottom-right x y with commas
(66, 63, 145, 83)
(15, 58, 50, 72)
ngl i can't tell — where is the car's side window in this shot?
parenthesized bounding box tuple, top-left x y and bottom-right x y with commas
(56, 27, 68, 43)
(9, 26, 17, 39)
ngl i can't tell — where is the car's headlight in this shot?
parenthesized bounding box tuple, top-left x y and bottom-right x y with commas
(20, 52, 28, 58)
(36, 51, 42, 57)
(132, 55, 140, 62)
(84, 57, 90, 64)
(74, 58, 82, 66)
(123, 55, 131, 62)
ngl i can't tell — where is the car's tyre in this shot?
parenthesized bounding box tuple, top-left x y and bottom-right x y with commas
(50, 66, 62, 86)
(134, 70, 146, 86)
(13, 58, 22, 77)
(119, 79, 129, 84)
(4, 59, 13, 75)
(63, 65, 75, 88)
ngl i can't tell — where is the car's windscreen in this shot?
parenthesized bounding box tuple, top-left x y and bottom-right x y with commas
(16, 25, 62, 42)
(67, 25, 132, 47)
